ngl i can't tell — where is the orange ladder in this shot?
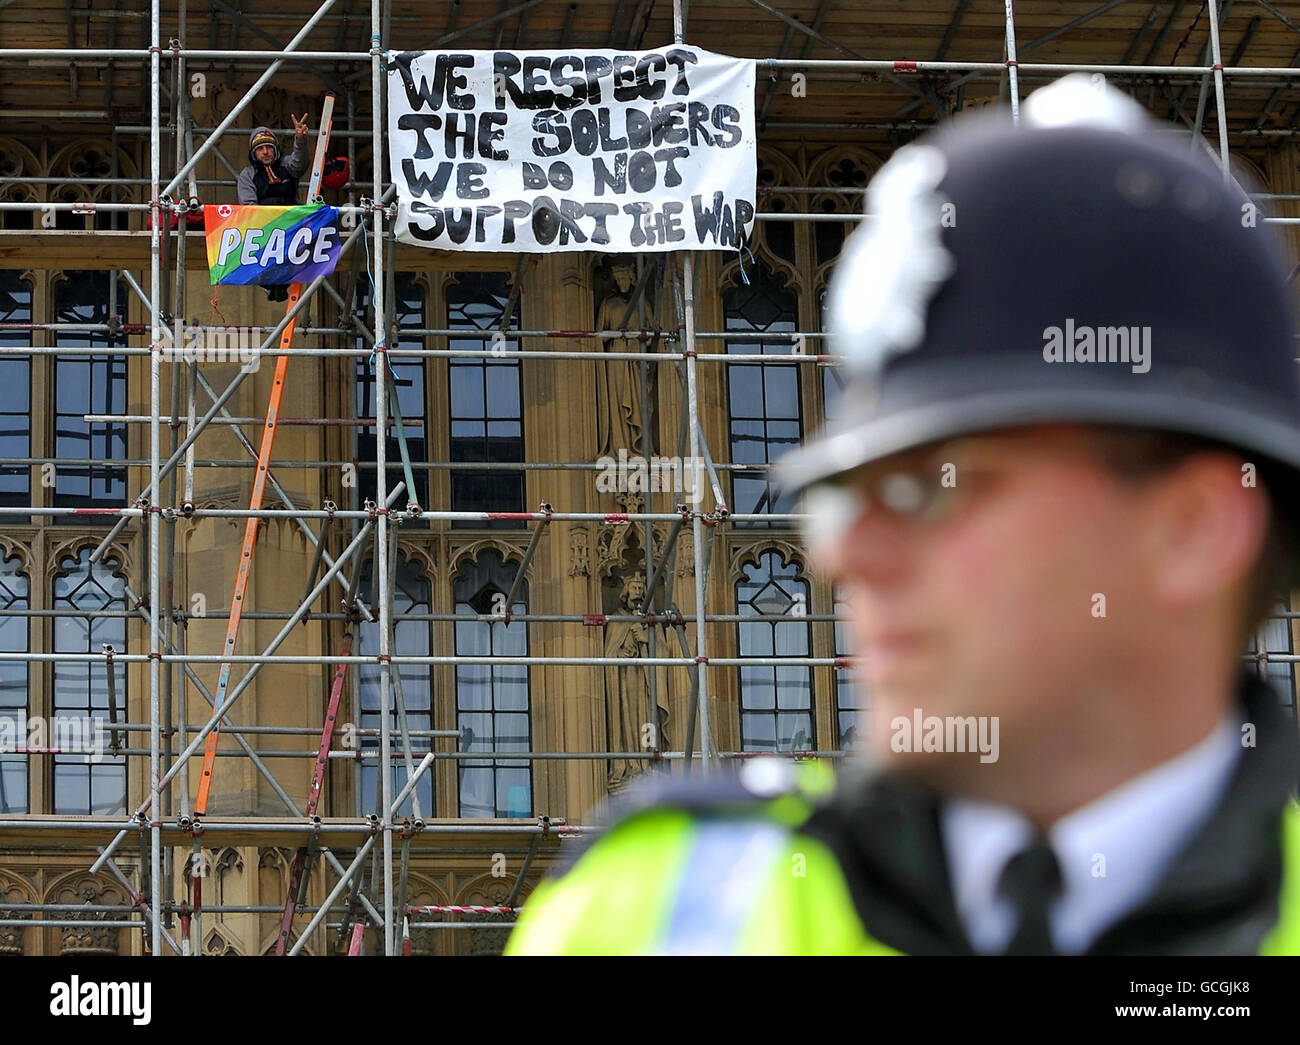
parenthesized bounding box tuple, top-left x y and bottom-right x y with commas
(195, 92, 337, 816)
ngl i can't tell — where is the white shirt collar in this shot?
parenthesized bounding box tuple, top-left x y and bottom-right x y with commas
(940, 713, 1241, 954)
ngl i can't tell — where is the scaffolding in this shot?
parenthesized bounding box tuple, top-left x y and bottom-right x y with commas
(0, 0, 1298, 957)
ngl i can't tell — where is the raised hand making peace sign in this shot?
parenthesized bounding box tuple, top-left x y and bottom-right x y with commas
(291, 112, 310, 139)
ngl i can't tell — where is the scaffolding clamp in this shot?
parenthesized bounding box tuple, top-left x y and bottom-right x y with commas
(366, 813, 380, 837)
(323, 498, 337, 518)
(538, 814, 551, 838)
(180, 499, 195, 518)
(363, 497, 378, 520)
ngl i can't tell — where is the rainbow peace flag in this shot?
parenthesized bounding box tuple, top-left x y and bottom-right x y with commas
(204, 203, 342, 286)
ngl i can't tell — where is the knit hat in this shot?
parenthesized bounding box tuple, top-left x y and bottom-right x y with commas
(248, 127, 279, 165)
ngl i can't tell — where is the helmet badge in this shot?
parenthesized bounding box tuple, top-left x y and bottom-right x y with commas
(828, 144, 954, 382)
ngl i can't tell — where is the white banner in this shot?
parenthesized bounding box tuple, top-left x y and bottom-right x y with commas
(387, 46, 756, 252)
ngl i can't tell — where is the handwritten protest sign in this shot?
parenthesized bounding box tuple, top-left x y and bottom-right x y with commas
(387, 47, 756, 252)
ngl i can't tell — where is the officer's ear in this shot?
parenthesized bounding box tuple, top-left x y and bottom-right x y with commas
(1138, 452, 1271, 617)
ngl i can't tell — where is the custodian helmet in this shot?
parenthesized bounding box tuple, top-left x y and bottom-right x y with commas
(778, 75, 1300, 506)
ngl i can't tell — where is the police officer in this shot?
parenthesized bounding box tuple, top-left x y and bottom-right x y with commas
(505, 75, 1300, 956)
(237, 114, 312, 301)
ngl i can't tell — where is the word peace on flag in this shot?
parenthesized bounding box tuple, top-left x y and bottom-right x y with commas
(204, 204, 343, 286)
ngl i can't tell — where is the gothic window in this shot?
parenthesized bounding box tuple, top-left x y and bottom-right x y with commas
(810, 151, 873, 427)
(355, 273, 429, 512)
(53, 272, 128, 514)
(52, 550, 126, 815)
(454, 551, 531, 817)
(1250, 601, 1296, 722)
(736, 550, 813, 752)
(725, 263, 801, 525)
(447, 273, 523, 525)
(0, 271, 31, 505)
(832, 588, 862, 749)
(355, 554, 433, 818)
(0, 553, 29, 813)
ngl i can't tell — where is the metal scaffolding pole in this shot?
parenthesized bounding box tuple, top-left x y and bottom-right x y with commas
(147, 0, 164, 958)
(370, 0, 395, 956)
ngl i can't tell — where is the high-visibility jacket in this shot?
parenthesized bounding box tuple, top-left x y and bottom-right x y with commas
(507, 786, 1300, 956)
(507, 675, 1300, 956)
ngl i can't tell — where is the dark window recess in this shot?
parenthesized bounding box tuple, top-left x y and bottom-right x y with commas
(454, 551, 531, 817)
(54, 271, 128, 518)
(0, 271, 32, 506)
(726, 263, 802, 526)
(52, 550, 126, 815)
(0, 554, 29, 813)
(737, 550, 814, 753)
(355, 273, 429, 514)
(447, 272, 524, 527)
(355, 554, 434, 818)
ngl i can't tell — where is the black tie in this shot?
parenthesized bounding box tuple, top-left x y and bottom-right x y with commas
(998, 836, 1062, 956)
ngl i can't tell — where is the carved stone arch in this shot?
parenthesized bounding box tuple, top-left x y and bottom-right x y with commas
(0, 137, 41, 214)
(46, 138, 140, 203)
(807, 145, 883, 199)
(48, 535, 133, 584)
(807, 146, 884, 299)
(203, 922, 244, 956)
(453, 870, 515, 956)
(596, 520, 670, 592)
(257, 846, 294, 896)
(0, 137, 41, 180)
(734, 146, 806, 279)
(45, 870, 126, 956)
(212, 845, 244, 878)
(181, 846, 213, 886)
(756, 145, 807, 198)
(729, 540, 808, 585)
(394, 540, 439, 586)
(437, 267, 520, 300)
(0, 536, 33, 578)
(718, 238, 800, 295)
(403, 267, 437, 300)
(402, 871, 452, 957)
(0, 868, 38, 955)
(447, 539, 528, 585)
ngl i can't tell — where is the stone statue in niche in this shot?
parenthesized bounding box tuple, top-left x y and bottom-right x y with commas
(594, 256, 653, 460)
(604, 571, 671, 792)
